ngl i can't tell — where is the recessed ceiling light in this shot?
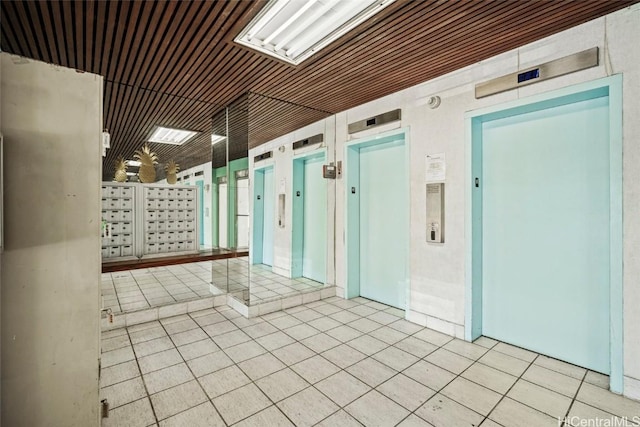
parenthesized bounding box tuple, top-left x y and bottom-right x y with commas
(148, 126, 198, 145)
(211, 134, 227, 145)
(235, 0, 395, 65)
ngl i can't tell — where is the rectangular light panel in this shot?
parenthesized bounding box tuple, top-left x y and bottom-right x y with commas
(235, 0, 395, 65)
(148, 126, 198, 145)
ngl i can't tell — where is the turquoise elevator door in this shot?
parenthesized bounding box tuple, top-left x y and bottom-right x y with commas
(262, 168, 275, 266)
(359, 139, 407, 309)
(482, 96, 610, 373)
(302, 156, 326, 282)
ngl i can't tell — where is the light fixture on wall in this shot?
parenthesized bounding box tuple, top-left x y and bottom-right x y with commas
(235, 0, 396, 65)
(148, 126, 198, 145)
(127, 160, 141, 167)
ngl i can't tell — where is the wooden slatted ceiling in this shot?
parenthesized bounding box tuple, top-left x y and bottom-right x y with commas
(1, 0, 636, 179)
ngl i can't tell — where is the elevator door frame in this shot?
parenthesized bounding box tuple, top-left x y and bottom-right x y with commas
(345, 128, 410, 308)
(292, 149, 327, 282)
(252, 163, 274, 265)
(465, 75, 623, 392)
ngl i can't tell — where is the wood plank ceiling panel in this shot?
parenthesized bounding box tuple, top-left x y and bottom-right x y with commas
(1, 0, 636, 179)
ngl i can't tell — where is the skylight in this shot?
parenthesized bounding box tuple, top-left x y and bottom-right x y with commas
(235, 0, 395, 65)
(148, 126, 198, 145)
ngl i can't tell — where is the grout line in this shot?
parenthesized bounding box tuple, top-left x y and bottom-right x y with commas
(560, 370, 588, 427)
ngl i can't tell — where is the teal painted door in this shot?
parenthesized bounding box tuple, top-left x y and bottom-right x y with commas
(302, 156, 326, 282)
(359, 139, 407, 309)
(482, 96, 610, 373)
(262, 168, 274, 266)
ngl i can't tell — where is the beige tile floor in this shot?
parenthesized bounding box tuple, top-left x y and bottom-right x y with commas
(103, 259, 325, 314)
(100, 297, 640, 427)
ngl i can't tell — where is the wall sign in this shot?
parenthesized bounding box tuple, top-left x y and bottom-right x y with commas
(426, 153, 446, 182)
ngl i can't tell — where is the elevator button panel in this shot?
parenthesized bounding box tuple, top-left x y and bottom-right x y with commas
(426, 183, 444, 243)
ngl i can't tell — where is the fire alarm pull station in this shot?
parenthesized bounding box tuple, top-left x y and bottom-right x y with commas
(426, 183, 444, 243)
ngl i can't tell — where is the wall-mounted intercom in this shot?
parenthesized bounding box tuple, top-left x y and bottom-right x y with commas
(426, 183, 444, 243)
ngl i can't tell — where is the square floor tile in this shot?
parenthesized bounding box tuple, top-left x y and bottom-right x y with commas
(238, 353, 286, 381)
(403, 360, 456, 391)
(316, 371, 371, 406)
(377, 373, 435, 411)
(255, 331, 296, 351)
(488, 397, 557, 427)
(170, 328, 208, 347)
(100, 360, 141, 388)
(415, 394, 483, 427)
(326, 325, 363, 343)
(150, 380, 208, 421)
(213, 383, 271, 425)
(300, 333, 341, 353)
(508, 379, 572, 418)
(566, 401, 627, 427)
(397, 414, 434, 427)
(202, 320, 238, 337)
(460, 361, 518, 394)
(576, 382, 640, 419)
(316, 410, 362, 427)
(346, 390, 410, 426)
(255, 368, 310, 403)
(234, 406, 294, 427)
(291, 355, 341, 384)
(321, 343, 368, 369)
(372, 346, 419, 371)
(522, 364, 581, 398)
(584, 370, 609, 389)
(143, 362, 194, 394)
(158, 401, 224, 427)
(129, 326, 167, 344)
(473, 336, 499, 349)
(187, 350, 234, 378)
(102, 397, 155, 427)
(224, 340, 267, 363)
(388, 319, 424, 335)
(163, 318, 199, 335)
(101, 377, 147, 409)
(268, 314, 303, 330)
(307, 316, 342, 332)
(330, 310, 361, 324)
(412, 328, 453, 347)
(533, 355, 586, 380)
(102, 335, 131, 352)
(102, 346, 136, 368)
(367, 311, 400, 325)
(346, 357, 397, 387)
(278, 386, 339, 426)
(493, 342, 538, 362)
(133, 336, 174, 358)
(272, 342, 315, 365)
(291, 309, 324, 323)
(347, 335, 388, 356)
(198, 365, 251, 399)
(478, 349, 531, 377)
(394, 336, 438, 358)
(243, 322, 279, 339)
(443, 339, 489, 360)
(212, 329, 252, 349)
(441, 376, 502, 415)
(368, 326, 409, 345)
(283, 323, 320, 341)
(138, 348, 182, 375)
(425, 348, 474, 375)
(348, 318, 382, 333)
(177, 338, 220, 360)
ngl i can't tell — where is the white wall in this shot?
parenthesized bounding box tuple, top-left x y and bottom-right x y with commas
(1, 54, 103, 425)
(249, 5, 640, 399)
(249, 117, 336, 283)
